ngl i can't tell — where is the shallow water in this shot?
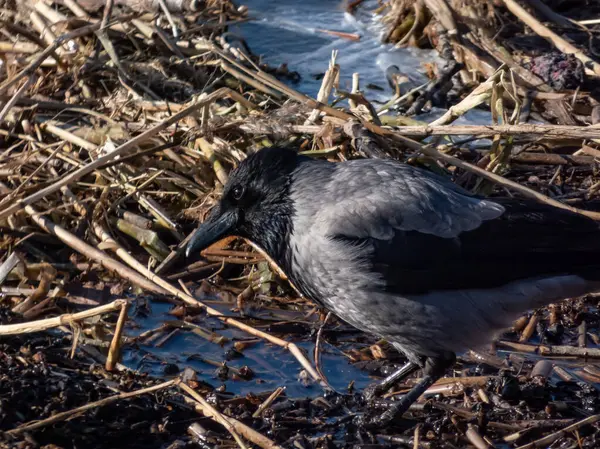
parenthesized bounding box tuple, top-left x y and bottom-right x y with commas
(121, 296, 374, 398)
(231, 0, 441, 102)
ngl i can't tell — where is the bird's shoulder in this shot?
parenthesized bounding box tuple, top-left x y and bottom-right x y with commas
(294, 158, 505, 239)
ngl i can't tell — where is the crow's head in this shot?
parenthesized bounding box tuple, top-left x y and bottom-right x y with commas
(186, 147, 303, 259)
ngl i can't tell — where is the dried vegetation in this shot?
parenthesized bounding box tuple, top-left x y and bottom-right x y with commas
(2, 0, 600, 447)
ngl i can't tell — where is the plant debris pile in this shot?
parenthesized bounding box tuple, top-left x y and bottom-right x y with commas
(2, 0, 600, 447)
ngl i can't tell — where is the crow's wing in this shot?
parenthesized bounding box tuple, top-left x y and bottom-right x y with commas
(316, 161, 600, 295)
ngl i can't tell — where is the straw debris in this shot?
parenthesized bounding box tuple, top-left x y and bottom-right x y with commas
(2, 0, 600, 447)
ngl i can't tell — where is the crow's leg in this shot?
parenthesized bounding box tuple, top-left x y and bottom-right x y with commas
(362, 360, 420, 402)
(366, 352, 456, 427)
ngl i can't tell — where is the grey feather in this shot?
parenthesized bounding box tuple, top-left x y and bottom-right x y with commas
(284, 157, 599, 364)
(295, 159, 505, 240)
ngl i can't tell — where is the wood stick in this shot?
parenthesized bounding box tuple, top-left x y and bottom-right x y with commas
(252, 386, 285, 418)
(519, 313, 539, 343)
(515, 414, 600, 449)
(0, 75, 35, 124)
(498, 340, 600, 358)
(392, 124, 600, 140)
(106, 302, 128, 371)
(0, 299, 126, 335)
(177, 381, 249, 449)
(0, 252, 21, 286)
(7, 379, 176, 436)
(179, 381, 282, 449)
(466, 424, 495, 449)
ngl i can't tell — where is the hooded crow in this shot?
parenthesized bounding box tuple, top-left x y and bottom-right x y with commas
(186, 146, 600, 425)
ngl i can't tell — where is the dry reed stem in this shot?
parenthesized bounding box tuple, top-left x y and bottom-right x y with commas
(515, 414, 600, 449)
(424, 0, 457, 35)
(413, 424, 421, 449)
(49, 166, 88, 217)
(305, 51, 339, 124)
(466, 424, 496, 449)
(503, 0, 600, 76)
(429, 73, 499, 127)
(179, 381, 283, 449)
(314, 311, 333, 390)
(393, 0, 424, 48)
(12, 265, 55, 315)
(0, 252, 21, 286)
(196, 134, 229, 185)
(388, 376, 490, 400)
(0, 299, 125, 335)
(0, 75, 35, 124)
(519, 312, 539, 343)
(34, 1, 69, 26)
(116, 218, 170, 260)
(30, 11, 60, 52)
(42, 122, 98, 151)
(177, 381, 249, 449)
(106, 302, 129, 371)
(154, 231, 197, 275)
(6, 379, 177, 436)
(394, 124, 600, 139)
(416, 145, 600, 220)
(221, 61, 282, 98)
(63, 0, 90, 19)
(414, 378, 490, 398)
(497, 340, 600, 358)
(252, 386, 285, 418)
(0, 42, 39, 53)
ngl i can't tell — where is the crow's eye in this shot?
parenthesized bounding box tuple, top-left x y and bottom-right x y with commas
(231, 185, 245, 201)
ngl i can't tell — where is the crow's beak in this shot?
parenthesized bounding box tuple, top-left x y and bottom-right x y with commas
(185, 208, 238, 258)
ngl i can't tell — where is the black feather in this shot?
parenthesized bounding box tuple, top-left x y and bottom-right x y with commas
(334, 198, 600, 295)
